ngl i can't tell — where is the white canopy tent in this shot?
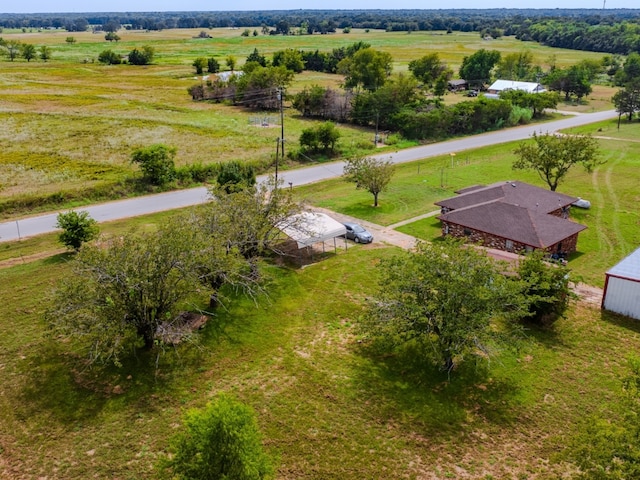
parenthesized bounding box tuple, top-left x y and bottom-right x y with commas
(279, 211, 347, 250)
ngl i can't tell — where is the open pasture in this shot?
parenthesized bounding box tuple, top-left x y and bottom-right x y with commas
(0, 28, 615, 216)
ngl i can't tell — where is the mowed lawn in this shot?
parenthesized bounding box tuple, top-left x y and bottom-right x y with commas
(1, 240, 640, 479)
(295, 119, 640, 287)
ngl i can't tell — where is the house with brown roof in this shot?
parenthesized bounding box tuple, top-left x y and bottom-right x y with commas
(435, 181, 587, 256)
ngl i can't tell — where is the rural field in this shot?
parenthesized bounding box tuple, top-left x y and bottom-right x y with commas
(1, 25, 639, 480)
(0, 27, 614, 217)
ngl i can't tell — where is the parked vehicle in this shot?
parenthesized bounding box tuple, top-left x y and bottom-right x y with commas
(343, 222, 373, 244)
(572, 197, 591, 209)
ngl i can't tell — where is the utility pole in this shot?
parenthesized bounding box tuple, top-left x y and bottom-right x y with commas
(275, 138, 280, 184)
(374, 111, 379, 146)
(278, 88, 285, 161)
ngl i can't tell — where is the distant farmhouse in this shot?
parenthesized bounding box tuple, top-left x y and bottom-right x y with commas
(447, 79, 469, 92)
(216, 71, 244, 82)
(484, 80, 546, 99)
(436, 181, 586, 256)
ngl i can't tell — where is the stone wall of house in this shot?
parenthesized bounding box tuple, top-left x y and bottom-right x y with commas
(543, 232, 579, 255)
(441, 222, 580, 255)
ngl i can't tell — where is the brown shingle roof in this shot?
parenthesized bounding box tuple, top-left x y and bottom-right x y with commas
(438, 202, 586, 248)
(436, 181, 577, 214)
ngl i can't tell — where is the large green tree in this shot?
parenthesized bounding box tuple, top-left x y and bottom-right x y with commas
(546, 65, 592, 100)
(46, 224, 203, 363)
(408, 53, 449, 88)
(495, 51, 536, 81)
(343, 156, 395, 207)
(338, 48, 393, 91)
(513, 132, 602, 191)
(361, 240, 526, 372)
(459, 49, 501, 89)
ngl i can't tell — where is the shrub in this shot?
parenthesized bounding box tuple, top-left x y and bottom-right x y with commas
(55, 210, 99, 251)
(128, 45, 154, 65)
(508, 105, 534, 126)
(299, 121, 341, 155)
(130, 144, 177, 186)
(517, 251, 576, 325)
(216, 160, 256, 193)
(98, 49, 121, 65)
(161, 394, 275, 480)
(176, 162, 220, 184)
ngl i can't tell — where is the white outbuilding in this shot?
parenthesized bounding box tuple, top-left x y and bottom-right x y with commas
(278, 211, 346, 250)
(602, 247, 640, 320)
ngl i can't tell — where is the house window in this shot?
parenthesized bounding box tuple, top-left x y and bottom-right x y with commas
(525, 245, 533, 253)
(463, 228, 472, 236)
(444, 224, 449, 235)
(505, 239, 514, 251)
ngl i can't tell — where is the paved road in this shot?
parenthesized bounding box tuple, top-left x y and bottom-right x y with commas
(0, 109, 617, 243)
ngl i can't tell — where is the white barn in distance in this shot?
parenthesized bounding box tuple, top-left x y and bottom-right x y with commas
(484, 80, 546, 99)
(602, 247, 640, 320)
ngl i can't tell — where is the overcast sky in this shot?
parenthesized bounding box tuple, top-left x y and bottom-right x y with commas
(1, 0, 616, 14)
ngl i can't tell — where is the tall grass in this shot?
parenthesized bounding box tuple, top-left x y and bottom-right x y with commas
(0, 28, 616, 216)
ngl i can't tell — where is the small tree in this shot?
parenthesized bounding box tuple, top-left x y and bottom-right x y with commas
(343, 156, 395, 207)
(612, 80, 640, 126)
(5, 40, 22, 61)
(226, 55, 237, 71)
(104, 32, 120, 42)
(192, 57, 207, 75)
(517, 251, 576, 325)
(39, 45, 52, 62)
(55, 211, 99, 251)
(65, 36, 76, 44)
(162, 394, 274, 480)
(513, 132, 603, 191)
(300, 122, 340, 155)
(207, 57, 220, 73)
(131, 144, 177, 186)
(21, 43, 37, 62)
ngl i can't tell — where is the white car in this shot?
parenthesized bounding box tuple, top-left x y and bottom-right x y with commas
(572, 198, 591, 209)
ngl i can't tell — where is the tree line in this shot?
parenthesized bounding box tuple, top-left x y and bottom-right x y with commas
(2, 9, 639, 55)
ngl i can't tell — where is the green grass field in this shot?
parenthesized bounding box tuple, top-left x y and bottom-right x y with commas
(0, 28, 617, 217)
(0, 27, 636, 479)
(2, 240, 640, 479)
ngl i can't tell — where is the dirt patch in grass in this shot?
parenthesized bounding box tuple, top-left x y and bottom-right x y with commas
(0, 248, 65, 270)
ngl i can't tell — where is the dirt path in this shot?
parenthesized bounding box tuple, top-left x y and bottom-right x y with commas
(0, 249, 66, 270)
